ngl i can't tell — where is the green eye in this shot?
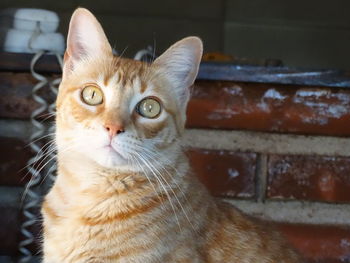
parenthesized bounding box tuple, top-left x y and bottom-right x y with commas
(81, 85, 103, 105)
(137, 97, 162, 118)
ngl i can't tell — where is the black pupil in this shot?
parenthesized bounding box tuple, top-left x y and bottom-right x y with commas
(92, 90, 95, 98)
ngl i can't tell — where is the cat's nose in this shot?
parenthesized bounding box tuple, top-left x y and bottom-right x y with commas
(104, 123, 125, 138)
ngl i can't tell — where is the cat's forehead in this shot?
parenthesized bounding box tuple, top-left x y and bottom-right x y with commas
(110, 57, 149, 86)
(93, 57, 152, 92)
(88, 57, 163, 107)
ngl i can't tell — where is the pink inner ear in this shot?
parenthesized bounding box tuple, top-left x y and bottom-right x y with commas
(63, 51, 75, 74)
(66, 15, 90, 62)
(63, 8, 113, 77)
(70, 40, 88, 61)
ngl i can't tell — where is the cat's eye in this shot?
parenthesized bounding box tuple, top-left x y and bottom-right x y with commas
(136, 97, 162, 119)
(81, 85, 103, 106)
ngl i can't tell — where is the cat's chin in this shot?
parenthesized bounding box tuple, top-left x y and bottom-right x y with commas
(93, 146, 133, 170)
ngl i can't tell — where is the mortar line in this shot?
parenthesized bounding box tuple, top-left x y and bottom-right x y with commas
(224, 199, 350, 226)
(183, 129, 350, 157)
(255, 154, 268, 203)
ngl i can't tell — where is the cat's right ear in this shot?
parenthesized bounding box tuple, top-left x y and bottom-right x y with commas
(153, 37, 203, 109)
(63, 8, 112, 77)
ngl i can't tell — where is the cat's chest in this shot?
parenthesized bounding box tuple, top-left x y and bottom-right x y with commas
(44, 212, 162, 262)
(42, 181, 185, 262)
(43, 190, 167, 241)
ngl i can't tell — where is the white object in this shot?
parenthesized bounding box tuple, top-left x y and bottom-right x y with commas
(0, 8, 59, 33)
(0, 28, 65, 53)
(134, 45, 154, 60)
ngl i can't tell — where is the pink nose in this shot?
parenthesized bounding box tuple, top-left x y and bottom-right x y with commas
(104, 123, 125, 138)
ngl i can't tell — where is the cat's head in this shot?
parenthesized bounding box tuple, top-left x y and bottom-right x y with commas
(56, 8, 202, 171)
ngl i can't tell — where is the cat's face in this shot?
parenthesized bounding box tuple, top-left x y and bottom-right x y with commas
(55, 8, 202, 171)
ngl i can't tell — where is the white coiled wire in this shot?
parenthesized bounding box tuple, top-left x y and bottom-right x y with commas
(19, 51, 62, 263)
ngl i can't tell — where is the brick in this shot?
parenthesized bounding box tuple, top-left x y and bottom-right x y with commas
(267, 155, 350, 203)
(0, 73, 40, 119)
(0, 73, 38, 119)
(187, 81, 350, 136)
(187, 149, 256, 198)
(0, 137, 32, 186)
(0, 72, 55, 119)
(277, 223, 350, 262)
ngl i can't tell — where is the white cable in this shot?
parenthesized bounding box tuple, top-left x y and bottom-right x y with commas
(19, 51, 62, 263)
(134, 45, 154, 61)
(46, 53, 62, 185)
(19, 51, 48, 263)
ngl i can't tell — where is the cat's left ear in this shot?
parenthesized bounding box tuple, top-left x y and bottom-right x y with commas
(153, 37, 203, 107)
(63, 8, 112, 77)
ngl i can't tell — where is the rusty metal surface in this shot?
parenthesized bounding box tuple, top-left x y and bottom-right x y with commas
(1, 52, 350, 87)
(198, 62, 350, 88)
(187, 81, 350, 136)
(4, 72, 350, 136)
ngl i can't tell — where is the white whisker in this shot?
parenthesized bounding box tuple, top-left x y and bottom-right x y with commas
(133, 151, 182, 231)
(130, 153, 166, 210)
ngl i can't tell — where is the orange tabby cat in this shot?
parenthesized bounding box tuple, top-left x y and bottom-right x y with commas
(42, 8, 302, 263)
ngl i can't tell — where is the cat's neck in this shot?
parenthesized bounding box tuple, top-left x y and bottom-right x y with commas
(48, 150, 192, 224)
(54, 149, 190, 202)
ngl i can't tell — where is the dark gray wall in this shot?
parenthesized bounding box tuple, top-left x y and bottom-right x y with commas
(1, 0, 350, 70)
(224, 0, 350, 70)
(0, 0, 225, 58)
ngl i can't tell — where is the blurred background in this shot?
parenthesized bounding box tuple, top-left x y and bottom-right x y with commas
(0, 0, 349, 69)
(1, 1, 350, 263)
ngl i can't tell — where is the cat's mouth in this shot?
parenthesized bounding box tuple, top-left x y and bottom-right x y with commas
(104, 144, 128, 161)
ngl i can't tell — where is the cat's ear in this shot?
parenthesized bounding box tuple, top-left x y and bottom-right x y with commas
(153, 37, 203, 107)
(63, 8, 112, 76)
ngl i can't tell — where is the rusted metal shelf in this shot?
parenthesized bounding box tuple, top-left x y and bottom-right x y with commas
(1, 52, 350, 87)
(198, 62, 350, 88)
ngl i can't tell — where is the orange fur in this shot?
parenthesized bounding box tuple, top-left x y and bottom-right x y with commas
(42, 8, 302, 263)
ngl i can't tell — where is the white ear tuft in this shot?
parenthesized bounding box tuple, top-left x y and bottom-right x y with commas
(64, 8, 112, 75)
(153, 37, 203, 107)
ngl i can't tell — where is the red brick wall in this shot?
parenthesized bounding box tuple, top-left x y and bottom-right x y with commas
(1, 69, 350, 262)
